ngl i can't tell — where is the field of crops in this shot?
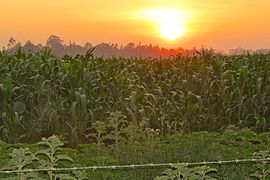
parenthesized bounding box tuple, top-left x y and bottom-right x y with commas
(0, 49, 270, 179)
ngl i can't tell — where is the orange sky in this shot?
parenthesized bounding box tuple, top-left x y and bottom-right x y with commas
(1, 0, 270, 50)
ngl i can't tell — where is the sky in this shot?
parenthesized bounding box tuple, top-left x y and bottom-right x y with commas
(0, 0, 270, 50)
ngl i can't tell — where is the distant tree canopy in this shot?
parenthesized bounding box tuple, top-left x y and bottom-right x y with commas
(5, 35, 270, 57)
(4, 35, 198, 58)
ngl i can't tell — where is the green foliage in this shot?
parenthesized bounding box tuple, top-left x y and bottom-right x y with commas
(71, 170, 88, 180)
(193, 166, 218, 180)
(250, 151, 270, 180)
(1, 148, 38, 180)
(84, 121, 108, 146)
(0, 50, 270, 144)
(155, 165, 217, 180)
(106, 111, 128, 157)
(1, 135, 88, 180)
(36, 135, 74, 180)
(0, 50, 270, 179)
(0, 129, 269, 179)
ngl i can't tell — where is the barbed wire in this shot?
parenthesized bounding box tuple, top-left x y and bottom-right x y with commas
(0, 158, 269, 174)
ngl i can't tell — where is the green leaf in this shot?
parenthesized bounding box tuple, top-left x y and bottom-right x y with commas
(55, 155, 73, 163)
(54, 173, 77, 180)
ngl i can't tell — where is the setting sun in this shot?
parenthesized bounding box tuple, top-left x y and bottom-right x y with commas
(137, 8, 189, 40)
(159, 20, 185, 40)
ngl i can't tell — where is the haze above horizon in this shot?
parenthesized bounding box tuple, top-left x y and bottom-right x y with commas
(0, 0, 269, 51)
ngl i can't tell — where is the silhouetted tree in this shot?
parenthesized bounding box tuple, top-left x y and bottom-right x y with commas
(84, 42, 93, 49)
(23, 40, 39, 53)
(5, 35, 210, 57)
(46, 35, 65, 56)
(126, 42, 135, 49)
(7, 37, 16, 49)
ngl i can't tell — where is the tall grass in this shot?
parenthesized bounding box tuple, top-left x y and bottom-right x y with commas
(0, 49, 269, 144)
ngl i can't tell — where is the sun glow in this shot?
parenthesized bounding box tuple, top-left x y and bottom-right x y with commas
(159, 21, 185, 41)
(138, 8, 189, 41)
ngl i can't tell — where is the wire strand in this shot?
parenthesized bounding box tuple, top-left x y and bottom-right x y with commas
(1, 158, 269, 174)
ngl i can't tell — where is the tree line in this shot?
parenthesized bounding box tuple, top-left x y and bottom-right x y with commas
(5, 35, 269, 57)
(5, 35, 202, 58)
